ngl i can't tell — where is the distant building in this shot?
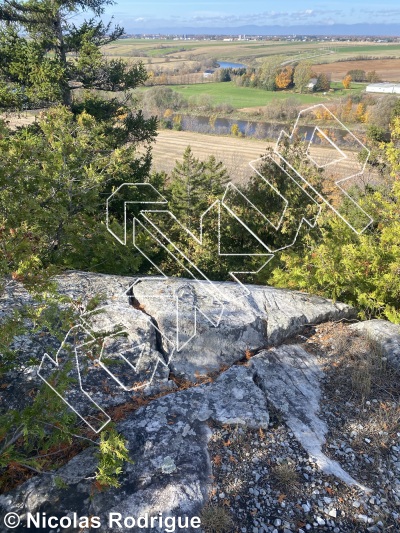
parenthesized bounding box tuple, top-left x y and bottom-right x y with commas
(366, 83, 400, 94)
(306, 78, 318, 91)
(203, 70, 215, 78)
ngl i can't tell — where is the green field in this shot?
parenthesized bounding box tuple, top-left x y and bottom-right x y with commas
(329, 44, 400, 54)
(168, 82, 366, 109)
(146, 47, 186, 57)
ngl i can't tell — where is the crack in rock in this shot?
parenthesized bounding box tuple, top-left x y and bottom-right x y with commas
(126, 285, 169, 364)
(250, 345, 371, 492)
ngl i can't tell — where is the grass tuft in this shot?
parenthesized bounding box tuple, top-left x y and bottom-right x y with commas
(200, 505, 233, 533)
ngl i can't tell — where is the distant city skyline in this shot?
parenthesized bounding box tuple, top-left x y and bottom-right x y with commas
(103, 1, 400, 32)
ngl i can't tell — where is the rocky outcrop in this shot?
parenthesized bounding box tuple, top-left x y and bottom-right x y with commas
(0, 272, 356, 424)
(0, 365, 269, 533)
(42, 271, 355, 378)
(6, 272, 398, 532)
(350, 319, 400, 369)
(250, 346, 370, 491)
(0, 344, 376, 532)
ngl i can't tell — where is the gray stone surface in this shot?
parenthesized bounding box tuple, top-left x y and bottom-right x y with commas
(0, 448, 98, 532)
(350, 319, 400, 369)
(0, 294, 172, 429)
(0, 343, 372, 531)
(0, 272, 367, 532)
(1, 344, 373, 531)
(0, 272, 356, 416)
(53, 271, 356, 378)
(0, 365, 269, 533)
(250, 346, 369, 491)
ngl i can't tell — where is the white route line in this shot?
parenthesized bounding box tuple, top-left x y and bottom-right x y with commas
(38, 325, 111, 434)
(273, 103, 373, 234)
(39, 103, 373, 431)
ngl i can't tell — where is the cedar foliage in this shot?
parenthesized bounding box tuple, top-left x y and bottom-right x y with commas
(0, 0, 158, 489)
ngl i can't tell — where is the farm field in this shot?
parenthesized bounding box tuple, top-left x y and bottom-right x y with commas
(314, 59, 400, 82)
(151, 82, 366, 110)
(2, 112, 379, 187)
(102, 38, 400, 71)
(149, 129, 271, 181)
(148, 129, 379, 186)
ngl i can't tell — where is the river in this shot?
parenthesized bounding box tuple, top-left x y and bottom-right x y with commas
(217, 61, 247, 69)
(178, 114, 364, 149)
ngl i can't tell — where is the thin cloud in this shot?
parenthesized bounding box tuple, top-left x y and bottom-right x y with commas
(184, 9, 344, 25)
(364, 8, 400, 15)
(116, 6, 400, 29)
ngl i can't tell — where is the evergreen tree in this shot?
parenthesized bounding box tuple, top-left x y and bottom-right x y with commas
(0, 106, 157, 284)
(217, 142, 324, 284)
(0, 0, 158, 281)
(203, 155, 230, 197)
(268, 118, 400, 323)
(0, 0, 147, 109)
(148, 150, 230, 280)
(169, 147, 208, 230)
(0, 0, 157, 489)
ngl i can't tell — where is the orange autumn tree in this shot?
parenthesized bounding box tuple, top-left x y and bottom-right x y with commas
(275, 66, 294, 90)
(342, 74, 352, 89)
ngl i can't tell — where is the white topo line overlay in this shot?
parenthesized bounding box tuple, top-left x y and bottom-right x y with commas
(38, 105, 373, 430)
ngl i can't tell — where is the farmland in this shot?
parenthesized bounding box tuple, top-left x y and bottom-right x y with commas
(169, 82, 367, 110)
(3, 113, 374, 186)
(149, 130, 271, 181)
(101, 38, 400, 89)
(102, 38, 400, 75)
(314, 59, 400, 82)
(148, 129, 379, 186)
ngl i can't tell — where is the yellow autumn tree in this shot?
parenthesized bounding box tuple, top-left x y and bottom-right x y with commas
(385, 116, 400, 177)
(340, 98, 353, 121)
(231, 123, 240, 136)
(355, 102, 366, 123)
(342, 75, 352, 89)
(314, 107, 332, 121)
(275, 66, 294, 90)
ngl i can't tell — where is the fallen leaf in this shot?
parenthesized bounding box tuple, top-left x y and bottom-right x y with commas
(213, 455, 222, 466)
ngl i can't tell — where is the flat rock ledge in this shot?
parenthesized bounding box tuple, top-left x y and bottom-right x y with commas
(4, 272, 392, 532)
(0, 345, 372, 533)
(0, 365, 269, 533)
(1, 271, 356, 380)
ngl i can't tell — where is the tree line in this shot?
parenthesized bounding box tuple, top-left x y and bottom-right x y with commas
(230, 58, 331, 93)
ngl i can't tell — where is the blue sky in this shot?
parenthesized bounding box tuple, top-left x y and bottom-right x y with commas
(103, 1, 400, 30)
